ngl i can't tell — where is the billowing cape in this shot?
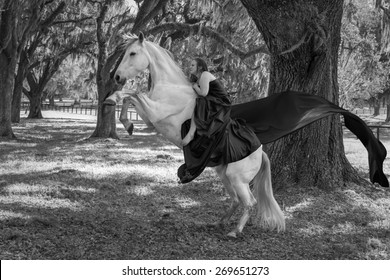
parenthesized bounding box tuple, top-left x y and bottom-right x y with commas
(230, 91, 388, 188)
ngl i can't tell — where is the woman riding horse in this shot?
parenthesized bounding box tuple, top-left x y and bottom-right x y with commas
(178, 58, 261, 184)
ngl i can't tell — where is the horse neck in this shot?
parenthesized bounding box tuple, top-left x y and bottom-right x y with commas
(145, 42, 193, 94)
(148, 64, 187, 87)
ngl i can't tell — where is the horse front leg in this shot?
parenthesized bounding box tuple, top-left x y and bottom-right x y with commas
(104, 91, 136, 135)
(104, 90, 135, 105)
(120, 97, 134, 135)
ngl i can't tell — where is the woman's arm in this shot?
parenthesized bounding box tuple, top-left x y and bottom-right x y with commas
(193, 72, 214, 97)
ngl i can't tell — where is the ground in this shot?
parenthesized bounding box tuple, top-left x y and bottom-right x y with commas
(0, 111, 389, 259)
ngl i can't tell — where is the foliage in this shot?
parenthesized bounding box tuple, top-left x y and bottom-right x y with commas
(156, 0, 270, 103)
(339, 0, 390, 108)
(46, 57, 97, 101)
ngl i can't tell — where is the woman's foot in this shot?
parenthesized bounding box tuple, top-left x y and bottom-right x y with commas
(177, 164, 194, 184)
(179, 170, 194, 184)
(181, 131, 195, 146)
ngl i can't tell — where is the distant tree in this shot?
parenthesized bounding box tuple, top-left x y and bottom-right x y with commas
(15, 1, 95, 120)
(11, 1, 66, 123)
(23, 30, 93, 118)
(89, 0, 169, 139)
(0, 0, 47, 138)
(375, 0, 390, 121)
(339, 0, 389, 116)
(47, 57, 97, 102)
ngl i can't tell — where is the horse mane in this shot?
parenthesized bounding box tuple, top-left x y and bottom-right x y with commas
(144, 41, 189, 83)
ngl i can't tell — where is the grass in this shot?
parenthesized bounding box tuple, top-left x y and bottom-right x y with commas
(0, 111, 389, 260)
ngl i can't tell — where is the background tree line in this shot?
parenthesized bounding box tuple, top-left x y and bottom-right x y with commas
(1, 0, 389, 189)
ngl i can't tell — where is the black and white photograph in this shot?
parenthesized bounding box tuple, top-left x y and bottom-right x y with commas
(0, 0, 389, 278)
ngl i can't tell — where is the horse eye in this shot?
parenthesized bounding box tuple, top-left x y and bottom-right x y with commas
(129, 52, 136, 56)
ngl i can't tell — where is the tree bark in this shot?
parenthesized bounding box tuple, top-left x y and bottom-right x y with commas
(0, 0, 18, 138)
(385, 92, 390, 122)
(373, 103, 380, 116)
(386, 104, 390, 122)
(11, 51, 28, 123)
(0, 53, 17, 138)
(90, 76, 121, 138)
(240, 0, 358, 189)
(90, 2, 119, 139)
(26, 92, 43, 119)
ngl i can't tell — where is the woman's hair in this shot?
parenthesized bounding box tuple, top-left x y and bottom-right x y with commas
(189, 58, 208, 83)
(189, 74, 198, 83)
(194, 57, 208, 72)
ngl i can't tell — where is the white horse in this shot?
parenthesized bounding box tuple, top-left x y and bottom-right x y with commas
(107, 33, 285, 237)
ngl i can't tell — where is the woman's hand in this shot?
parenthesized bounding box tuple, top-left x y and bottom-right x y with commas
(192, 83, 201, 95)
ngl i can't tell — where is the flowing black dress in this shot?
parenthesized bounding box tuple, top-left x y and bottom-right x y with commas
(178, 79, 261, 183)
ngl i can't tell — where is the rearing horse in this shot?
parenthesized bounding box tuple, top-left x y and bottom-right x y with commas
(107, 33, 285, 238)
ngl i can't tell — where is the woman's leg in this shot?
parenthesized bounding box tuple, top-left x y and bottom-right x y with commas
(181, 114, 196, 146)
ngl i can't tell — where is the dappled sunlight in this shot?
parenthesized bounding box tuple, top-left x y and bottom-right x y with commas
(175, 196, 201, 208)
(1, 115, 389, 259)
(0, 141, 37, 149)
(0, 209, 31, 221)
(0, 161, 65, 176)
(128, 185, 155, 196)
(330, 221, 359, 235)
(284, 197, 315, 219)
(4, 181, 96, 196)
(78, 163, 178, 182)
(297, 223, 327, 236)
(0, 195, 84, 211)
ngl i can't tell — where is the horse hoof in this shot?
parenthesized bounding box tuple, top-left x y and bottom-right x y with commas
(227, 231, 237, 238)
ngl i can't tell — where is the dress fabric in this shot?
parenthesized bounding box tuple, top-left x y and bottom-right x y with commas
(178, 79, 261, 183)
(230, 91, 388, 188)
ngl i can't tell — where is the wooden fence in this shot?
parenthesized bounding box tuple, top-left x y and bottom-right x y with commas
(21, 100, 390, 139)
(21, 100, 141, 121)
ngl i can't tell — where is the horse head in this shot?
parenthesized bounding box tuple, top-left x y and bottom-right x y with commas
(115, 33, 149, 85)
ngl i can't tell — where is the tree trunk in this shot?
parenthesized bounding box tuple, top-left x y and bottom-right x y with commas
(0, 0, 18, 139)
(373, 104, 380, 116)
(240, 0, 358, 189)
(11, 54, 27, 123)
(0, 54, 17, 138)
(27, 93, 43, 119)
(11, 78, 23, 123)
(386, 104, 390, 122)
(90, 78, 119, 139)
(90, 3, 119, 139)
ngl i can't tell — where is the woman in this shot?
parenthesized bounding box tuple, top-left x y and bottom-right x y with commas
(181, 58, 230, 146)
(178, 58, 261, 183)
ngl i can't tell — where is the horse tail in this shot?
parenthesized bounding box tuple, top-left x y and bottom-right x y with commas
(253, 151, 285, 232)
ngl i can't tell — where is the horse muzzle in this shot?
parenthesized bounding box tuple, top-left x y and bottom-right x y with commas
(114, 73, 127, 86)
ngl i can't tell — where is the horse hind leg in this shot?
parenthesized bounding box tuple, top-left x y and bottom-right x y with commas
(253, 151, 285, 232)
(214, 165, 240, 226)
(224, 149, 262, 238)
(226, 183, 257, 238)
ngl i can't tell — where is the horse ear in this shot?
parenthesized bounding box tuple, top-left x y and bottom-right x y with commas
(163, 37, 172, 50)
(139, 32, 144, 43)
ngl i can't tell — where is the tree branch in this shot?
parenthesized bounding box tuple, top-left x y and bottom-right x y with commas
(39, 1, 66, 27)
(132, 0, 170, 33)
(380, 5, 390, 18)
(145, 22, 270, 58)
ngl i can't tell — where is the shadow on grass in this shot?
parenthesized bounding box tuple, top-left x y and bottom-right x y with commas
(0, 116, 389, 259)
